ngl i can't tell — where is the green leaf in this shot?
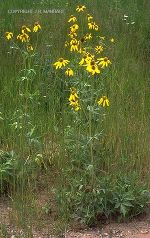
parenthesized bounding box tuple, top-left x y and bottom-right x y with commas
(120, 204, 127, 217)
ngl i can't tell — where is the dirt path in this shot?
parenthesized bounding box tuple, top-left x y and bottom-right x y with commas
(1, 196, 150, 238)
(65, 224, 150, 238)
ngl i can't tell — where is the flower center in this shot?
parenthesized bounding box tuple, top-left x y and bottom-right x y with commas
(91, 60, 95, 66)
(80, 37, 85, 43)
(92, 66, 96, 70)
(104, 57, 108, 62)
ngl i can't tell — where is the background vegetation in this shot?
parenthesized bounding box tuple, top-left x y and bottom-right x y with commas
(0, 0, 150, 236)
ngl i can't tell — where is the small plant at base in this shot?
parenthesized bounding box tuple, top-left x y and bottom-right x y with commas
(56, 172, 149, 225)
(0, 150, 17, 194)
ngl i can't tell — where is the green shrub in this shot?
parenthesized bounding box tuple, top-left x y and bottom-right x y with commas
(56, 172, 149, 226)
(0, 149, 44, 195)
(0, 150, 17, 194)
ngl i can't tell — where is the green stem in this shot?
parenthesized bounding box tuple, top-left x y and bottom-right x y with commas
(89, 79, 94, 187)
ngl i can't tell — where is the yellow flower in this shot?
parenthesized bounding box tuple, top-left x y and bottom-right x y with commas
(74, 105, 81, 111)
(69, 93, 78, 102)
(70, 24, 79, 32)
(53, 58, 70, 69)
(68, 15, 77, 23)
(5, 32, 13, 40)
(70, 38, 79, 52)
(76, 5, 86, 12)
(65, 68, 74, 76)
(79, 53, 94, 65)
(27, 44, 33, 51)
(88, 22, 99, 31)
(68, 31, 77, 38)
(97, 96, 110, 107)
(97, 57, 111, 68)
(87, 14, 93, 21)
(69, 88, 78, 102)
(21, 25, 31, 33)
(65, 41, 69, 47)
(33, 22, 41, 32)
(86, 60, 100, 75)
(69, 88, 81, 111)
(95, 45, 104, 54)
(110, 38, 115, 43)
(17, 32, 30, 42)
(84, 33, 92, 40)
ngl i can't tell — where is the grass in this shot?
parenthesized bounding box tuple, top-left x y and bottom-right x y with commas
(0, 0, 150, 236)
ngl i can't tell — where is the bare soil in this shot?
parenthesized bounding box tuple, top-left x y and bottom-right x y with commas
(1, 194, 150, 238)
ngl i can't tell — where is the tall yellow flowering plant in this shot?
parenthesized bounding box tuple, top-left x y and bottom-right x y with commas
(53, 4, 114, 164)
(53, 4, 115, 224)
(4, 22, 42, 141)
